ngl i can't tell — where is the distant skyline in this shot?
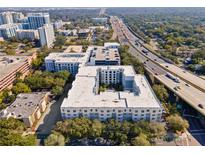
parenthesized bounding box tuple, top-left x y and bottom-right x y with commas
(1, 0, 205, 7)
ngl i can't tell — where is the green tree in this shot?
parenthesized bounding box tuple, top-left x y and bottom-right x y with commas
(0, 118, 36, 145)
(89, 119, 103, 138)
(45, 132, 66, 146)
(53, 78, 66, 87)
(166, 114, 189, 133)
(149, 123, 166, 139)
(54, 71, 70, 81)
(152, 84, 168, 102)
(12, 82, 31, 95)
(131, 134, 150, 146)
(51, 86, 63, 96)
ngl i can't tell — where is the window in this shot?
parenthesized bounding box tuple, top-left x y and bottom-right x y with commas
(101, 110, 104, 113)
(107, 110, 110, 113)
(67, 110, 70, 112)
(146, 110, 150, 112)
(73, 110, 76, 112)
(153, 110, 156, 113)
(113, 109, 115, 112)
(135, 110, 138, 113)
(101, 114, 104, 116)
(129, 109, 132, 112)
(84, 110, 87, 112)
(95, 109, 98, 112)
(118, 110, 121, 113)
(90, 109, 93, 112)
(135, 114, 138, 116)
(141, 110, 144, 113)
(141, 114, 144, 116)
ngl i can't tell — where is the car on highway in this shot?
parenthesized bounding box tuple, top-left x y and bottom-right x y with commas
(166, 73, 180, 83)
(185, 83, 190, 87)
(142, 49, 148, 54)
(174, 87, 178, 91)
(198, 104, 204, 109)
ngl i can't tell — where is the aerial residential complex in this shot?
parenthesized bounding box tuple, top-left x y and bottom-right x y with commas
(0, 12, 55, 48)
(0, 92, 49, 127)
(0, 53, 36, 92)
(45, 42, 121, 75)
(61, 66, 162, 122)
(45, 51, 90, 75)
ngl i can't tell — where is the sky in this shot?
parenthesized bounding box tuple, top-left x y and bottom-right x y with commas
(1, 0, 205, 7)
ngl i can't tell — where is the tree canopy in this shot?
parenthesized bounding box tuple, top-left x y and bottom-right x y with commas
(0, 118, 36, 146)
(166, 114, 189, 133)
(52, 117, 166, 146)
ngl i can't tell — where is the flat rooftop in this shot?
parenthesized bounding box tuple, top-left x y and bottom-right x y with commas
(16, 29, 37, 32)
(64, 45, 83, 53)
(78, 29, 90, 34)
(104, 42, 120, 47)
(3, 92, 47, 119)
(0, 23, 22, 29)
(61, 66, 161, 109)
(0, 56, 28, 80)
(88, 46, 120, 61)
(45, 52, 89, 63)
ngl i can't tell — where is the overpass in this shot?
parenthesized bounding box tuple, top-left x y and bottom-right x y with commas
(110, 16, 205, 117)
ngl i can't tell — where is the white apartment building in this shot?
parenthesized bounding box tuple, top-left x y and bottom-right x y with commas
(0, 23, 22, 39)
(16, 29, 39, 41)
(38, 24, 55, 48)
(87, 46, 120, 66)
(61, 66, 163, 122)
(0, 12, 13, 25)
(104, 42, 120, 49)
(53, 20, 63, 29)
(45, 51, 90, 75)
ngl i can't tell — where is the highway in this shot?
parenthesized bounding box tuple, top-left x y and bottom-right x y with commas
(110, 16, 205, 117)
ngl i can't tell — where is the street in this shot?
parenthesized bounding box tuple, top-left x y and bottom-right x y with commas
(35, 83, 72, 140)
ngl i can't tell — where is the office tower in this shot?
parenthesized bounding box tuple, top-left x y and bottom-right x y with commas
(27, 13, 50, 29)
(0, 12, 13, 25)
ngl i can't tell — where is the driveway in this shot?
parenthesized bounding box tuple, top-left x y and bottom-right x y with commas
(35, 83, 72, 136)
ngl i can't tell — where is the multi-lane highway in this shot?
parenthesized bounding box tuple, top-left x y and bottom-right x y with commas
(110, 16, 205, 117)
